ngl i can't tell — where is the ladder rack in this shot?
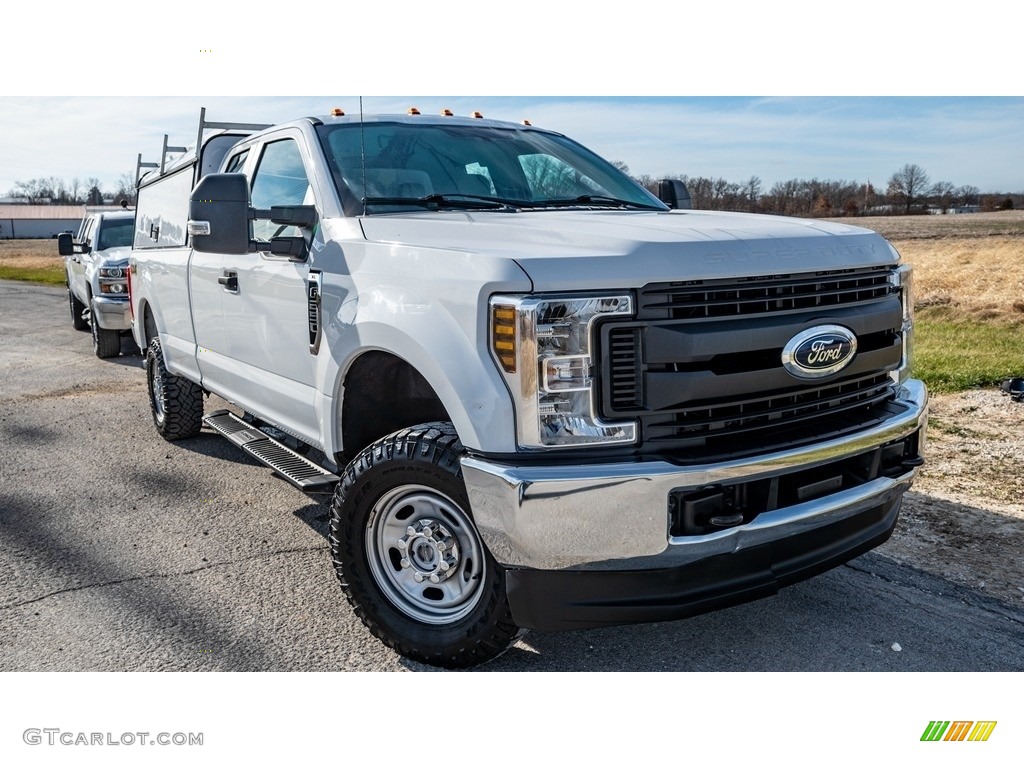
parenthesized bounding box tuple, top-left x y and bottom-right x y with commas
(136, 107, 272, 187)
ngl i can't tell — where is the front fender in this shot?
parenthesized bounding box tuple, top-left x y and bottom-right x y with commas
(314, 241, 532, 455)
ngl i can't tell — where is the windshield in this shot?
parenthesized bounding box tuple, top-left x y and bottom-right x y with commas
(96, 220, 135, 250)
(315, 121, 668, 215)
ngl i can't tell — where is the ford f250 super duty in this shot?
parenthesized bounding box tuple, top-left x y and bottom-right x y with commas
(128, 107, 927, 668)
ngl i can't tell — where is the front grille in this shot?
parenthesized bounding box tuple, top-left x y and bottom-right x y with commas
(638, 267, 894, 321)
(599, 267, 904, 460)
(644, 372, 895, 453)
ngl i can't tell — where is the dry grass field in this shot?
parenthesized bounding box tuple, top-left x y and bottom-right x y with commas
(0, 238, 65, 284)
(836, 210, 1024, 324)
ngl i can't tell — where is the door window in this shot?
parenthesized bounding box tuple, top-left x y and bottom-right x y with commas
(250, 139, 313, 241)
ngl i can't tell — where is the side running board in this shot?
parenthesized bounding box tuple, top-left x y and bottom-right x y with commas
(203, 410, 339, 492)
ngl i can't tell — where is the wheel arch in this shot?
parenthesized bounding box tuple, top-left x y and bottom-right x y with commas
(338, 350, 452, 464)
(327, 320, 516, 461)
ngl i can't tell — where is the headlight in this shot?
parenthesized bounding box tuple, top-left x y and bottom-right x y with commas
(99, 266, 129, 296)
(890, 262, 914, 384)
(490, 293, 636, 449)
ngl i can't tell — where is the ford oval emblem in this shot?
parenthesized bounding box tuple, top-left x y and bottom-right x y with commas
(781, 325, 858, 379)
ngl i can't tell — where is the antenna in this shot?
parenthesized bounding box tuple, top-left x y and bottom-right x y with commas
(360, 96, 367, 217)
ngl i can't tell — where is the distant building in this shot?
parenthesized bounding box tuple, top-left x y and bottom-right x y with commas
(927, 205, 982, 215)
(0, 204, 84, 239)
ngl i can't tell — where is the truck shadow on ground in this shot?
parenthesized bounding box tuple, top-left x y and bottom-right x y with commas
(465, 551, 1024, 672)
(0, 491, 288, 671)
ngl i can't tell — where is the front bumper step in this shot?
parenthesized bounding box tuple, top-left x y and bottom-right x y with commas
(203, 410, 339, 492)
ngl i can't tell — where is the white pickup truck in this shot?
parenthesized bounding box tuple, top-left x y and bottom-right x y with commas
(58, 209, 135, 357)
(128, 108, 927, 667)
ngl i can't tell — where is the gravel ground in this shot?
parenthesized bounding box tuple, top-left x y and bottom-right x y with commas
(883, 388, 1024, 606)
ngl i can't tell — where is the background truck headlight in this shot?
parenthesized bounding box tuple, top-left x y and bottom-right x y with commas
(490, 293, 636, 449)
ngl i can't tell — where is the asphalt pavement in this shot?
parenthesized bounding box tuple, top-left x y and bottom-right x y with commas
(1, 279, 1022, 672)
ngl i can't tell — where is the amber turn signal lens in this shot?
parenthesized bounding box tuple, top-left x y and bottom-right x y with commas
(492, 305, 517, 373)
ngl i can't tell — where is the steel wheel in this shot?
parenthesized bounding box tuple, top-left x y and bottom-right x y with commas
(330, 422, 520, 668)
(367, 484, 487, 625)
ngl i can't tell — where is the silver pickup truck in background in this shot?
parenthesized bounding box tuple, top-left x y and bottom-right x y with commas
(128, 108, 927, 668)
(58, 209, 135, 358)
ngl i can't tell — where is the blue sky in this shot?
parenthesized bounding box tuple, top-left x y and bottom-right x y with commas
(1, 96, 1021, 198)
(3, 5, 1020, 200)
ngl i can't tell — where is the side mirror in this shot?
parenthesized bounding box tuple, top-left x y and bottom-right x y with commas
(657, 179, 693, 210)
(188, 173, 252, 254)
(57, 232, 74, 256)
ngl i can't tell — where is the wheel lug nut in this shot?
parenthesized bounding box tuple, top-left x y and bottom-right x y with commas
(407, 526, 416, 536)
(429, 574, 440, 584)
(398, 539, 408, 549)
(413, 572, 424, 583)
(400, 558, 410, 568)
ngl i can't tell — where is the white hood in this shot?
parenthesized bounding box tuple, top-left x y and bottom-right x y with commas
(359, 209, 897, 292)
(94, 246, 132, 267)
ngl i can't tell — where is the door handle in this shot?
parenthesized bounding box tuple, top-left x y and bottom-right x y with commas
(218, 271, 239, 293)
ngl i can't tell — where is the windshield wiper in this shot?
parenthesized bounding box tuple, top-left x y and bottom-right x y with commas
(362, 194, 518, 211)
(528, 195, 665, 211)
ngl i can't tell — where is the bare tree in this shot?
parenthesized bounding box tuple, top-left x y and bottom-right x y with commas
(86, 177, 103, 206)
(743, 176, 761, 212)
(931, 181, 955, 213)
(887, 164, 931, 214)
(113, 171, 137, 206)
(956, 184, 980, 206)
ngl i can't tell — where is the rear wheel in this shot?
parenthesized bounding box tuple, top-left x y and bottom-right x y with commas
(330, 422, 520, 668)
(145, 337, 203, 440)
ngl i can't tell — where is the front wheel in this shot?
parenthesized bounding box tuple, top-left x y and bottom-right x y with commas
(330, 422, 520, 668)
(91, 312, 121, 358)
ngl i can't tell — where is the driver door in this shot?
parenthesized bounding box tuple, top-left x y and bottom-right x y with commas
(214, 133, 320, 443)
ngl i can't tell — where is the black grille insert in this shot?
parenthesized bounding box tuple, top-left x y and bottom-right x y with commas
(645, 372, 896, 445)
(639, 268, 894, 321)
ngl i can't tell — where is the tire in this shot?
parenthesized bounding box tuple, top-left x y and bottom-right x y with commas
(68, 287, 88, 330)
(91, 312, 122, 359)
(330, 422, 520, 668)
(145, 337, 203, 440)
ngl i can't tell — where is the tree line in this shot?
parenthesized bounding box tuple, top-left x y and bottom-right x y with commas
(6, 173, 136, 206)
(623, 162, 1019, 216)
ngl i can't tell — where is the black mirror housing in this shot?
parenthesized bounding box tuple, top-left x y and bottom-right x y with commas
(657, 179, 693, 210)
(269, 237, 308, 261)
(57, 232, 74, 257)
(270, 205, 317, 228)
(189, 173, 252, 254)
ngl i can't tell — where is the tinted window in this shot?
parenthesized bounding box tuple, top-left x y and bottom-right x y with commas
(250, 139, 312, 239)
(96, 221, 135, 250)
(317, 121, 665, 215)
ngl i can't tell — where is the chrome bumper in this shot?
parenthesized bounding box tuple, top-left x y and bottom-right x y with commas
(462, 379, 927, 571)
(91, 296, 131, 330)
